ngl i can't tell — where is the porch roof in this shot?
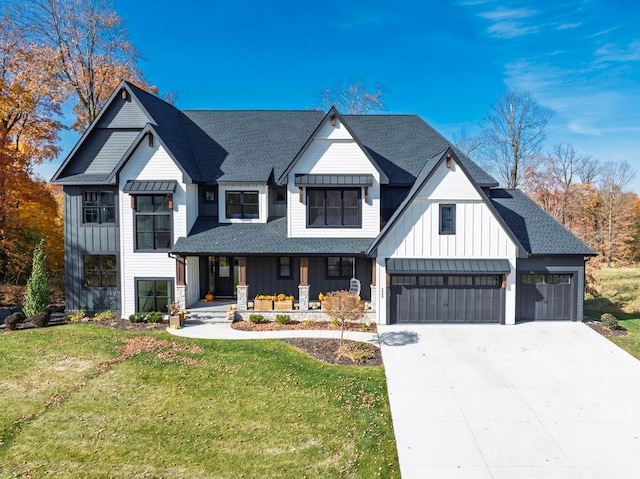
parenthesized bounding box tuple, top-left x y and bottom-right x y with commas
(172, 216, 373, 255)
(386, 258, 511, 274)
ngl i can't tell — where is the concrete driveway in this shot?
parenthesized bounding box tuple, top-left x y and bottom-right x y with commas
(377, 321, 640, 478)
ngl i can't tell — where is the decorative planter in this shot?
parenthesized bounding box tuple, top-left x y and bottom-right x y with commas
(274, 300, 293, 311)
(169, 312, 186, 329)
(254, 299, 273, 311)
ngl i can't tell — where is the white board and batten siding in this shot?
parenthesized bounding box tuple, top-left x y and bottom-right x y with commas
(375, 160, 518, 325)
(118, 142, 192, 317)
(287, 117, 380, 238)
(218, 184, 268, 223)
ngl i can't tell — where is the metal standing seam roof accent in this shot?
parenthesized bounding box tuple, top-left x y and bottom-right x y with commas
(294, 174, 374, 186)
(123, 180, 178, 194)
(386, 258, 511, 274)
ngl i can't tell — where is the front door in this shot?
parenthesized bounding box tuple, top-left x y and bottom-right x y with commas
(215, 256, 237, 297)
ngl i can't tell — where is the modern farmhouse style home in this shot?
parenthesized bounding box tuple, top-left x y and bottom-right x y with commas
(52, 81, 594, 324)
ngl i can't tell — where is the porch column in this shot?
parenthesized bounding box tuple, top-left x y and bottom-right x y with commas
(369, 257, 377, 311)
(175, 256, 187, 310)
(236, 257, 248, 311)
(298, 257, 309, 311)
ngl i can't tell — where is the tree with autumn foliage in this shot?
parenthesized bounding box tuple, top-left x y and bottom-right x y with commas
(5, 0, 155, 132)
(321, 290, 365, 346)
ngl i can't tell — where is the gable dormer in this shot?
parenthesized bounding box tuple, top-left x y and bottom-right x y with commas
(51, 83, 153, 184)
(279, 108, 386, 239)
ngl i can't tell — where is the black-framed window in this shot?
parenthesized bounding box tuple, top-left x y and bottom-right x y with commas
(278, 257, 292, 278)
(308, 188, 360, 227)
(136, 278, 173, 313)
(327, 256, 354, 278)
(226, 191, 259, 219)
(83, 254, 117, 287)
(439, 204, 455, 234)
(134, 195, 172, 250)
(83, 191, 115, 224)
(522, 274, 571, 284)
(203, 186, 216, 203)
(273, 186, 287, 204)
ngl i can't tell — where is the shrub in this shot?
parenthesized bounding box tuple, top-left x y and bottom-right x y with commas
(5, 312, 25, 331)
(67, 308, 86, 322)
(275, 314, 291, 325)
(94, 310, 115, 322)
(249, 314, 264, 324)
(30, 311, 50, 328)
(601, 313, 618, 330)
(129, 312, 146, 323)
(329, 317, 342, 326)
(23, 240, 50, 317)
(146, 311, 164, 323)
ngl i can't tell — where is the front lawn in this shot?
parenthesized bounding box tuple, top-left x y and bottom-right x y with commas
(0, 325, 399, 478)
(585, 266, 640, 360)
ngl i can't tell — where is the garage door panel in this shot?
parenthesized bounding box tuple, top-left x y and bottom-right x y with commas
(390, 275, 503, 324)
(518, 274, 575, 321)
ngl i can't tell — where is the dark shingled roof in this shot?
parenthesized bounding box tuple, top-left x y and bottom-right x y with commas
(489, 189, 595, 256)
(171, 217, 373, 255)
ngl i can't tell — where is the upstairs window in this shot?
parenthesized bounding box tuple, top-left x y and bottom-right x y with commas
(226, 191, 259, 219)
(134, 195, 172, 250)
(308, 188, 360, 227)
(83, 191, 115, 224)
(439, 204, 456, 235)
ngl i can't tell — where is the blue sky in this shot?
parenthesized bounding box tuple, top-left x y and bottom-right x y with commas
(41, 0, 640, 192)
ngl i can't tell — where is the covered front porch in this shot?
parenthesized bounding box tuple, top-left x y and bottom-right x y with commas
(175, 255, 377, 313)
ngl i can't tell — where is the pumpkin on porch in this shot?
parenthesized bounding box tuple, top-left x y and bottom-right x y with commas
(204, 293, 214, 301)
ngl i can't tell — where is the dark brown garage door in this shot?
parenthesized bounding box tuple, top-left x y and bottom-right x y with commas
(518, 274, 575, 320)
(390, 275, 505, 324)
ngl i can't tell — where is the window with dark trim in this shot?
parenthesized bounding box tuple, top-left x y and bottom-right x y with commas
(439, 204, 455, 234)
(327, 256, 354, 278)
(273, 186, 287, 204)
(522, 274, 571, 284)
(226, 191, 259, 219)
(278, 257, 292, 278)
(134, 195, 172, 250)
(308, 188, 360, 227)
(83, 191, 115, 224)
(203, 187, 216, 203)
(136, 278, 173, 313)
(84, 255, 117, 287)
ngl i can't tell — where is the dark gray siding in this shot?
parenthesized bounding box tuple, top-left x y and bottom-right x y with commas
(247, 257, 299, 297)
(198, 185, 218, 217)
(307, 256, 372, 301)
(67, 129, 141, 175)
(64, 186, 120, 313)
(96, 94, 150, 128)
(516, 256, 585, 321)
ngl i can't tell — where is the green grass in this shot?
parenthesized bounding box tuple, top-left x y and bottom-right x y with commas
(585, 266, 640, 360)
(0, 325, 399, 478)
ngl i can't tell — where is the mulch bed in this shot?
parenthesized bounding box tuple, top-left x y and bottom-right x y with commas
(280, 338, 382, 366)
(584, 320, 628, 337)
(231, 319, 376, 333)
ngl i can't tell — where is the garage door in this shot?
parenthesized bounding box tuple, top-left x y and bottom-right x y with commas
(518, 273, 575, 320)
(390, 274, 505, 323)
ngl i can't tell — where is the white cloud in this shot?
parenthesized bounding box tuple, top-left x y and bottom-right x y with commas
(556, 22, 582, 30)
(479, 7, 537, 21)
(487, 21, 539, 38)
(594, 40, 640, 63)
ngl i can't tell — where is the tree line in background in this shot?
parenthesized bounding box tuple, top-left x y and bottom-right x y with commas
(455, 89, 639, 268)
(0, 0, 154, 284)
